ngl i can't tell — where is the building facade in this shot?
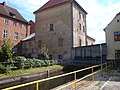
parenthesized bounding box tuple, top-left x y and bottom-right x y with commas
(33, 0, 93, 60)
(21, 33, 37, 58)
(29, 20, 35, 34)
(104, 12, 120, 62)
(0, 2, 30, 55)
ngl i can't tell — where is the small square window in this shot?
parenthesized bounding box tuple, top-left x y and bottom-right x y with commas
(58, 55, 62, 59)
(20, 34, 24, 39)
(50, 24, 53, 31)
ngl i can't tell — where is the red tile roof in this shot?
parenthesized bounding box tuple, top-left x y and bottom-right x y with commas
(0, 2, 28, 23)
(34, 0, 87, 14)
(34, 0, 69, 13)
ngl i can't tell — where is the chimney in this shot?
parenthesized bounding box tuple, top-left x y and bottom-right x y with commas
(2, 1, 6, 6)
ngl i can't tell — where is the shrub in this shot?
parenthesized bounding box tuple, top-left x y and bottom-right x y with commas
(39, 45, 49, 60)
(0, 39, 13, 62)
(0, 63, 11, 74)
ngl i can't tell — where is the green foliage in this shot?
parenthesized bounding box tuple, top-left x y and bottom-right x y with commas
(0, 39, 13, 62)
(14, 57, 55, 69)
(0, 63, 11, 74)
(0, 55, 56, 74)
(39, 45, 50, 60)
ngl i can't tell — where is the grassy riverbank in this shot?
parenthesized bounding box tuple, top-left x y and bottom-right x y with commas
(0, 65, 64, 78)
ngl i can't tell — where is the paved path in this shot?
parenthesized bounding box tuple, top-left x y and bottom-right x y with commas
(54, 67, 120, 90)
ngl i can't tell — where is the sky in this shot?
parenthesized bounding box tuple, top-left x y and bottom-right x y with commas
(1, 0, 120, 44)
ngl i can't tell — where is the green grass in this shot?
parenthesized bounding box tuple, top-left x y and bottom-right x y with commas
(0, 65, 64, 78)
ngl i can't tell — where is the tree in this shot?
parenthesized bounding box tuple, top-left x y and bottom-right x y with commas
(39, 45, 49, 60)
(0, 39, 14, 62)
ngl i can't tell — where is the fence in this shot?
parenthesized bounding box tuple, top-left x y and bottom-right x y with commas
(2, 60, 115, 90)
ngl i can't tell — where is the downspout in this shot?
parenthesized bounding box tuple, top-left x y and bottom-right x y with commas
(70, 0, 73, 59)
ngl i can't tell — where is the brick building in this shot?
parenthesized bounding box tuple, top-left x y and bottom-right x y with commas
(32, 0, 95, 60)
(0, 2, 30, 55)
(29, 20, 35, 34)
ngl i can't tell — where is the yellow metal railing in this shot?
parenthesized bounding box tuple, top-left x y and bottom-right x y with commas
(2, 61, 115, 90)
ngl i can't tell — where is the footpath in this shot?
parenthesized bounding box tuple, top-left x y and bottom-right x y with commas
(54, 67, 120, 90)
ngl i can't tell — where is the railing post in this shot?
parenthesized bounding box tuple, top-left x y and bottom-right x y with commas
(74, 72, 77, 90)
(106, 63, 108, 72)
(101, 63, 102, 71)
(92, 67, 94, 81)
(36, 82, 39, 90)
(114, 60, 116, 67)
(111, 61, 113, 69)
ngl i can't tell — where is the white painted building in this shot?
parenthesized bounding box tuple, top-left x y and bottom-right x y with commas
(104, 12, 120, 62)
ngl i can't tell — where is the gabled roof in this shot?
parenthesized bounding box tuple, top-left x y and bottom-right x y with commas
(34, 0, 87, 14)
(0, 2, 28, 23)
(104, 12, 120, 31)
(34, 0, 69, 13)
(87, 35, 95, 41)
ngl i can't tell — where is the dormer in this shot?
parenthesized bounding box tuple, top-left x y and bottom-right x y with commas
(9, 12, 16, 18)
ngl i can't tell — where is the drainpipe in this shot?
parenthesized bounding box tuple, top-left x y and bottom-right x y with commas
(70, 0, 73, 59)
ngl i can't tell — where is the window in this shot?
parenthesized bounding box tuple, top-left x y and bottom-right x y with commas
(58, 55, 62, 59)
(13, 46, 17, 53)
(9, 12, 16, 18)
(115, 50, 120, 59)
(82, 14, 85, 21)
(58, 38, 63, 46)
(79, 24, 81, 30)
(83, 26, 85, 32)
(24, 24, 27, 30)
(79, 39, 81, 46)
(3, 30, 8, 38)
(50, 24, 53, 31)
(114, 32, 120, 41)
(4, 18, 9, 24)
(13, 21, 17, 27)
(38, 40, 41, 47)
(78, 12, 81, 19)
(14, 32, 18, 40)
(19, 23, 22, 28)
(20, 34, 24, 39)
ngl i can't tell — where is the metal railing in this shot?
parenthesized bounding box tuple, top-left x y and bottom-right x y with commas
(2, 60, 115, 90)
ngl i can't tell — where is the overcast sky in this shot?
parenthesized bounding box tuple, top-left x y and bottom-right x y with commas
(1, 0, 120, 44)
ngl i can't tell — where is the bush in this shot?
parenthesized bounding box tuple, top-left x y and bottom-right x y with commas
(0, 39, 13, 62)
(0, 63, 11, 74)
(39, 45, 49, 60)
(13, 57, 56, 69)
